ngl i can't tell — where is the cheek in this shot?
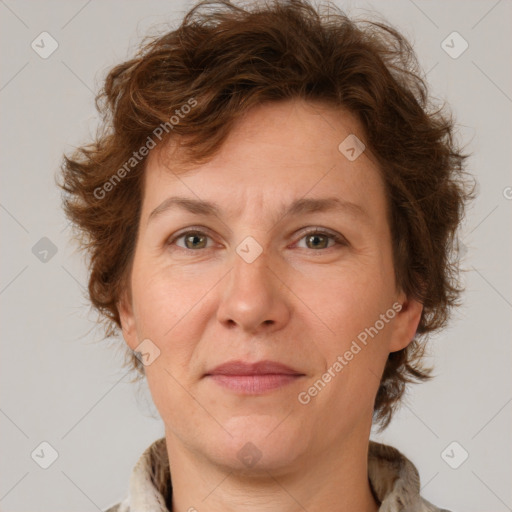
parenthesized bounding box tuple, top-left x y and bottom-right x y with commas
(299, 260, 396, 377)
(130, 263, 217, 375)
(309, 266, 391, 330)
(131, 261, 198, 333)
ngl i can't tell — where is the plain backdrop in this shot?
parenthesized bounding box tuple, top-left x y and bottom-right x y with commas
(1, 0, 511, 511)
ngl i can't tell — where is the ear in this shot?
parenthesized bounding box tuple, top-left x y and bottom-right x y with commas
(388, 294, 423, 353)
(117, 290, 139, 352)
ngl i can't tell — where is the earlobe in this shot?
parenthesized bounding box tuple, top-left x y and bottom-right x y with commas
(389, 295, 423, 353)
(117, 293, 138, 351)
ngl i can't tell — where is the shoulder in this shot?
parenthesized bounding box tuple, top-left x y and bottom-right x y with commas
(103, 497, 130, 512)
(368, 440, 453, 512)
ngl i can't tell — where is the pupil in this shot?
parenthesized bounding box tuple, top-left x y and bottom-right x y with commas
(308, 234, 326, 249)
(184, 234, 328, 250)
(187, 234, 205, 249)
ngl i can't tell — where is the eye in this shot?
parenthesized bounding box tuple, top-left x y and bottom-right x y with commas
(169, 230, 214, 250)
(295, 229, 347, 250)
(167, 227, 347, 252)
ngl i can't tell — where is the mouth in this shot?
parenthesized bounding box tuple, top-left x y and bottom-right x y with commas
(204, 360, 305, 394)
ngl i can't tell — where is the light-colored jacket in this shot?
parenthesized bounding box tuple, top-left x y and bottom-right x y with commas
(105, 437, 451, 512)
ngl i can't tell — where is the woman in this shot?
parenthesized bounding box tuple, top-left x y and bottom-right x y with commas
(60, 0, 472, 510)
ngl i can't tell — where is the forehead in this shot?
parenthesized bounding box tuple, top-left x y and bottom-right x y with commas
(141, 99, 386, 221)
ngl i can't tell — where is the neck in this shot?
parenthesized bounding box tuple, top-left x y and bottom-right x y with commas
(164, 425, 380, 512)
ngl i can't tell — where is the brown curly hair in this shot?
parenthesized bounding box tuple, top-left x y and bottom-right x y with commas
(59, 0, 473, 430)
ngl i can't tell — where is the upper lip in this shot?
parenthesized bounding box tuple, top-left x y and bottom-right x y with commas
(205, 360, 303, 376)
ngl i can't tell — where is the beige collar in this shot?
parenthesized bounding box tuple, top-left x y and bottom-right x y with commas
(107, 437, 449, 512)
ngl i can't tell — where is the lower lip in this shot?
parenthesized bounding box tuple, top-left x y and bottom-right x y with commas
(207, 374, 302, 394)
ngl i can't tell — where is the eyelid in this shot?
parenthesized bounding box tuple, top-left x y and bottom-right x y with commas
(166, 225, 348, 251)
(166, 226, 217, 247)
(292, 227, 348, 248)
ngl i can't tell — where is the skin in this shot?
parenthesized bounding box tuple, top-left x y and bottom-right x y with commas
(119, 98, 423, 512)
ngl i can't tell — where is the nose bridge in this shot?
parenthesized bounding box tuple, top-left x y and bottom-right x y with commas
(232, 243, 272, 291)
(216, 242, 290, 333)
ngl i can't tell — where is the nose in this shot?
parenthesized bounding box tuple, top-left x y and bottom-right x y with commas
(216, 248, 291, 334)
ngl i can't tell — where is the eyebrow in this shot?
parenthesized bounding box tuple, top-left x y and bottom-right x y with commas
(147, 196, 367, 225)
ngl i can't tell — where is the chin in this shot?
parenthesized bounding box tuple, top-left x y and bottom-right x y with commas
(204, 414, 307, 474)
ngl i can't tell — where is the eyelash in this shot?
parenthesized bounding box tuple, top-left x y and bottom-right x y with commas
(166, 227, 348, 252)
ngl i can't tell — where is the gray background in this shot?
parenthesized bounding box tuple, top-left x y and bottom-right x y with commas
(1, 0, 511, 510)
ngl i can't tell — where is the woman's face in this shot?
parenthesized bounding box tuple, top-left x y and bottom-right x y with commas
(119, 98, 422, 472)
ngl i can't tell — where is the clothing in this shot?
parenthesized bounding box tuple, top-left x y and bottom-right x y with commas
(105, 437, 451, 512)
